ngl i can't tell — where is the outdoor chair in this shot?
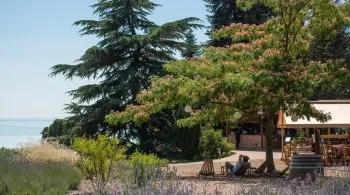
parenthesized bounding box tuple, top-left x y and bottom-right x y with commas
(199, 159, 215, 179)
(343, 147, 350, 165)
(266, 165, 290, 177)
(330, 144, 345, 165)
(321, 144, 332, 166)
(248, 161, 269, 176)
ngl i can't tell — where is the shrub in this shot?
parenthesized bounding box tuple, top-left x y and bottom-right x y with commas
(129, 151, 168, 187)
(72, 134, 125, 193)
(294, 129, 308, 141)
(198, 126, 234, 159)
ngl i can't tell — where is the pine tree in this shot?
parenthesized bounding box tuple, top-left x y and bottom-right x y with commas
(181, 29, 200, 58)
(204, 0, 240, 46)
(311, 26, 350, 100)
(204, 0, 241, 31)
(204, 0, 274, 46)
(45, 0, 202, 141)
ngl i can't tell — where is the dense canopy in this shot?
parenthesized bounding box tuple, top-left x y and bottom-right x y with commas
(45, 0, 202, 142)
(107, 0, 350, 172)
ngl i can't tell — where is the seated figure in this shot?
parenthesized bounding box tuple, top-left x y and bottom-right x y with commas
(225, 155, 250, 176)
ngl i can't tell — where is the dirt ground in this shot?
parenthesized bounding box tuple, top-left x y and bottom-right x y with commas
(171, 159, 288, 178)
(68, 158, 289, 194)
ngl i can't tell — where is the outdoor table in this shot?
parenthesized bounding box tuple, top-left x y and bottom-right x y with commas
(221, 166, 226, 175)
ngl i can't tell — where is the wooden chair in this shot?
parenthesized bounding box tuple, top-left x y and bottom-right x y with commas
(343, 147, 350, 165)
(199, 159, 215, 179)
(321, 144, 332, 166)
(266, 165, 290, 177)
(248, 161, 269, 176)
(330, 145, 345, 165)
(283, 144, 291, 163)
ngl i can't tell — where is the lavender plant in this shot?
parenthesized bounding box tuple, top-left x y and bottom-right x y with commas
(107, 172, 350, 195)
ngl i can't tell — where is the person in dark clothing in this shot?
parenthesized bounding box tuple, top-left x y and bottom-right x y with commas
(235, 128, 243, 150)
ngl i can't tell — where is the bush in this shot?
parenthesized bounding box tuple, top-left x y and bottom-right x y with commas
(72, 134, 125, 193)
(294, 129, 308, 141)
(129, 151, 168, 187)
(198, 127, 234, 159)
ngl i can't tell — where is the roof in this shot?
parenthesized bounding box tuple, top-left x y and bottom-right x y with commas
(278, 100, 350, 128)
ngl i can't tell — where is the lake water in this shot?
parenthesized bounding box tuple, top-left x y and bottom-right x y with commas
(0, 119, 53, 148)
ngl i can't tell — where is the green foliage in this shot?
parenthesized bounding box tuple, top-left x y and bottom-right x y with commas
(41, 119, 65, 137)
(138, 106, 201, 159)
(310, 25, 350, 99)
(204, 0, 274, 46)
(181, 29, 201, 58)
(294, 129, 308, 141)
(42, 118, 83, 145)
(198, 126, 234, 159)
(0, 148, 82, 194)
(72, 134, 125, 193)
(129, 151, 167, 187)
(177, 125, 201, 159)
(46, 0, 203, 148)
(129, 151, 167, 168)
(106, 1, 350, 172)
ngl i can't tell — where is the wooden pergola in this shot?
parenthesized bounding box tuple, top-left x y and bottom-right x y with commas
(277, 100, 350, 160)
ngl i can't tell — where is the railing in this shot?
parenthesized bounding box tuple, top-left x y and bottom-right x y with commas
(324, 165, 350, 178)
(321, 134, 350, 145)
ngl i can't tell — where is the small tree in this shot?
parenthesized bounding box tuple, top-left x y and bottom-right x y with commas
(73, 134, 125, 193)
(106, 0, 350, 172)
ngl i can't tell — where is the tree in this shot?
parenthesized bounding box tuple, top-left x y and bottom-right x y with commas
(181, 29, 200, 58)
(310, 25, 350, 100)
(45, 0, 202, 142)
(204, 0, 274, 46)
(204, 0, 241, 30)
(106, 0, 350, 172)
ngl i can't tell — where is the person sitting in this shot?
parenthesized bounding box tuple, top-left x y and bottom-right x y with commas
(225, 155, 250, 176)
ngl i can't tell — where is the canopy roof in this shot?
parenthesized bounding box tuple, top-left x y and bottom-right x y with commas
(277, 100, 350, 128)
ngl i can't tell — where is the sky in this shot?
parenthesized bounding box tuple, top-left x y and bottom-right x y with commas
(0, 0, 208, 119)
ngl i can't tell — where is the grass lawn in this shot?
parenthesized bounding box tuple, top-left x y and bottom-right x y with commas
(0, 146, 83, 194)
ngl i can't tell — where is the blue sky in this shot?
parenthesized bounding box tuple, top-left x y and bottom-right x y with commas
(0, 0, 208, 119)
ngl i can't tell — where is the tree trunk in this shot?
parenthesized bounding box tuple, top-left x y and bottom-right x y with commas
(265, 117, 276, 173)
(225, 122, 230, 137)
(315, 129, 321, 154)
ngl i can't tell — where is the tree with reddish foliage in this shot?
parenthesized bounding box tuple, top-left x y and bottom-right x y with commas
(107, 0, 350, 172)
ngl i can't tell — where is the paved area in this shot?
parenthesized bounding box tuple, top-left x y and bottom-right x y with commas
(172, 150, 282, 166)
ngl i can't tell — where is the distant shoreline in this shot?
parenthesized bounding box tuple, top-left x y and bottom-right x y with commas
(0, 119, 53, 148)
(0, 118, 55, 121)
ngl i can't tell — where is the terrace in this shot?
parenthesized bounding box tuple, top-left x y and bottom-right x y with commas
(278, 100, 350, 166)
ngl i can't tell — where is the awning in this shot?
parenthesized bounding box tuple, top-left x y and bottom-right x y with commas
(277, 100, 350, 128)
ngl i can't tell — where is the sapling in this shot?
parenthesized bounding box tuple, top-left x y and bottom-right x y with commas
(73, 134, 125, 193)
